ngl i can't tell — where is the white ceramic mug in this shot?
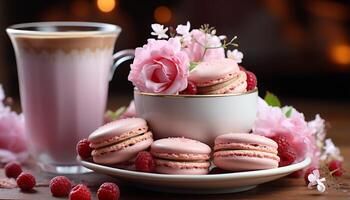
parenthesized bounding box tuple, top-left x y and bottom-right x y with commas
(134, 89, 258, 145)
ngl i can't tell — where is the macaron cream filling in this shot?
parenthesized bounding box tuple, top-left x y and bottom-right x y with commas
(154, 159, 210, 169)
(214, 150, 280, 162)
(90, 126, 148, 149)
(151, 152, 210, 161)
(197, 71, 247, 94)
(214, 142, 278, 154)
(92, 131, 152, 156)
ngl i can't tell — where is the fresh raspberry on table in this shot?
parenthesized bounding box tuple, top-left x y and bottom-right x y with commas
(50, 176, 72, 197)
(328, 160, 343, 177)
(304, 167, 317, 184)
(16, 172, 36, 191)
(76, 139, 93, 159)
(135, 151, 156, 173)
(97, 182, 120, 200)
(69, 184, 91, 200)
(271, 135, 296, 167)
(245, 70, 257, 91)
(180, 81, 198, 95)
(4, 161, 22, 178)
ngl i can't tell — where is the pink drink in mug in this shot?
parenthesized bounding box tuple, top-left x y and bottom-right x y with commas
(7, 22, 133, 173)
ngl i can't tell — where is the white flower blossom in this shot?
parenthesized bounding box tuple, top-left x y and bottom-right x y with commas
(321, 138, 343, 161)
(308, 169, 326, 193)
(176, 21, 191, 36)
(218, 35, 227, 40)
(176, 21, 191, 44)
(308, 114, 326, 143)
(227, 49, 244, 63)
(151, 24, 169, 39)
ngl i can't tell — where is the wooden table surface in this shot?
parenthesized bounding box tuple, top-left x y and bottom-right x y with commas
(0, 99, 349, 199)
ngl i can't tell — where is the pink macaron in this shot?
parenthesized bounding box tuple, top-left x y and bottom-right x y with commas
(88, 118, 153, 165)
(150, 137, 211, 175)
(188, 58, 247, 94)
(213, 133, 280, 171)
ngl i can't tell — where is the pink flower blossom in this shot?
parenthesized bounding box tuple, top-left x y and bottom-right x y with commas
(0, 85, 28, 163)
(128, 38, 190, 94)
(253, 97, 319, 167)
(183, 29, 225, 62)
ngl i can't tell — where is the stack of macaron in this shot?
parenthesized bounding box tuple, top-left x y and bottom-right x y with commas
(85, 118, 280, 175)
(150, 137, 211, 175)
(213, 133, 280, 171)
(88, 118, 153, 165)
(188, 58, 248, 94)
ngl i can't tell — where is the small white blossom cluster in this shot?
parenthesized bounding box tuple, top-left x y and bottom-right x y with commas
(150, 22, 244, 64)
(308, 169, 326, 193)
(305, 114, 344, 193)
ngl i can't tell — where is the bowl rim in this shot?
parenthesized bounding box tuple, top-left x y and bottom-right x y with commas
(134, 88, 258, 98)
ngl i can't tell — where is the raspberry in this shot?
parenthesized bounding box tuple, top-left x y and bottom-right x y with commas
(76, 139, 92, 159)
(271, 135, 296, 167)
(4, 161, 22, 178)
(245, 70, 257, 91)
(304, 167, 317, 184)
(97, 182, 120, 200)
(50, 176, 72, 197)
(328, 160, 343, 177)
(69, 184, 91, 200)
(16, 172, 36, 191)
(135, 151, 156, 173)
(180, 81, 197, 95)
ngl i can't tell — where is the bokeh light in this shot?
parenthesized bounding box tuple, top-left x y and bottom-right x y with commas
(154, 6, 172, 23)
(330, 44, 350, 67)
(97, 0, 117, 13)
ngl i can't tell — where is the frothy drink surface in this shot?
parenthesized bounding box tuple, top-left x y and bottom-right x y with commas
(13, 35, 116, 165)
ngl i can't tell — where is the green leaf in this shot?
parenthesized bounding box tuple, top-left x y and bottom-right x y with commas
(264, 92, 281, 107)
(189, 62, 198, 71)
(106, 106, 126, 121)
(284, 107, 292, 118)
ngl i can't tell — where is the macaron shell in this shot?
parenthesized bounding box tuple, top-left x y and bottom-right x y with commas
(213, 150, 279, 171)
(154, 159, 210, 175)
(89, 118, 148, 144)
(189, 58, 240, 86)
(151, 137, 211, 156)
(215, 133, 278, 149)
(92, 132, 153, 164)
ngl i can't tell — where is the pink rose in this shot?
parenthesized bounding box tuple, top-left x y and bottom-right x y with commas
(128, 38, 189, 94)
(183, 29, 225, 62)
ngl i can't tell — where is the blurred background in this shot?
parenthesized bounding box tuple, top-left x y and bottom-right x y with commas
(0, 0, 349, 116)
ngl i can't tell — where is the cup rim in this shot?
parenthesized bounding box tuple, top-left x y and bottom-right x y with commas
(6, 21, 121, 36)
(134, 88, 258, 98)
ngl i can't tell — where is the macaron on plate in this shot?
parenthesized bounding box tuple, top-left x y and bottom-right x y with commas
(79, 157, 310, 194)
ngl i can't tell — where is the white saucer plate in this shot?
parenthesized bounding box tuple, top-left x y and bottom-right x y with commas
(79, 157, 311, 194)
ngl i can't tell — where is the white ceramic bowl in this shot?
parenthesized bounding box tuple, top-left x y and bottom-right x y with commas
(134, 89, 258, 145)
